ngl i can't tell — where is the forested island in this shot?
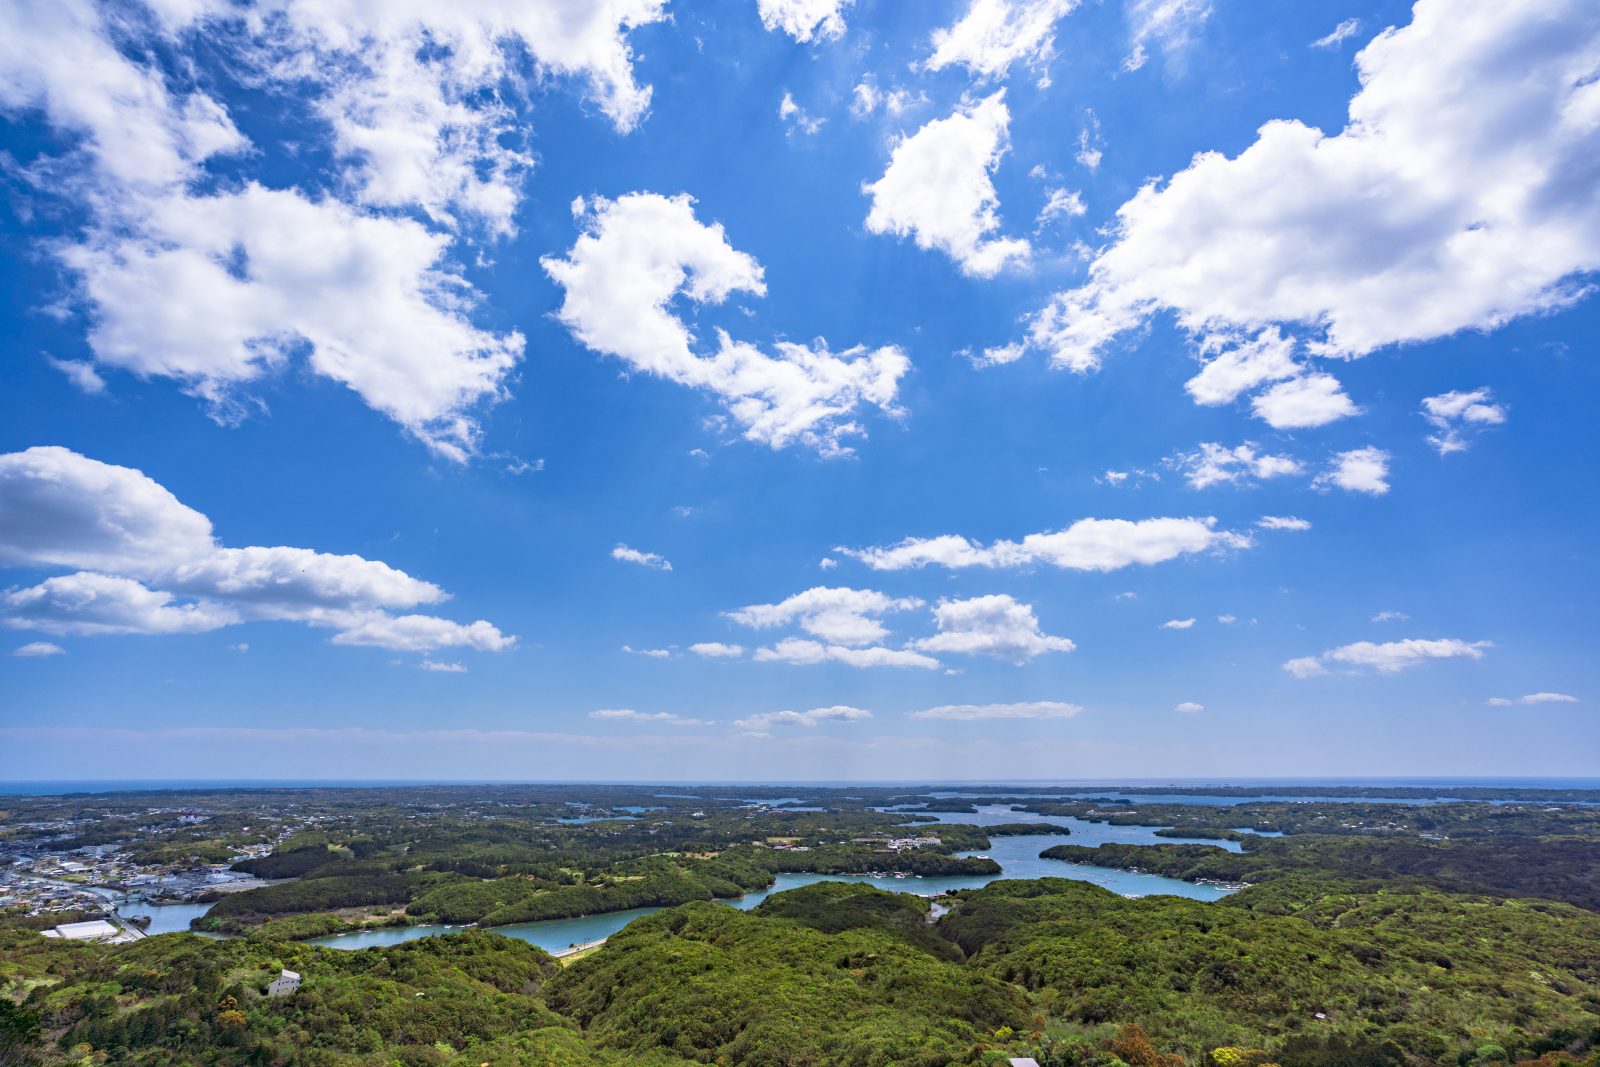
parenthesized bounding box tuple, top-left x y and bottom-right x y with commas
(3, 782, 1600, 1066)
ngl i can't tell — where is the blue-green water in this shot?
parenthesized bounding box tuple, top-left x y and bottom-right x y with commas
(307, 804, 1237, 953)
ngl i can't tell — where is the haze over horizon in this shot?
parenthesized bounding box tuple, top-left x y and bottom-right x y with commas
(2, 0, 1596, 782)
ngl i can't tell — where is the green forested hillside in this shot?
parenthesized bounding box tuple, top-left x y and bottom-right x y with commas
(5, 877, 1600, 1067)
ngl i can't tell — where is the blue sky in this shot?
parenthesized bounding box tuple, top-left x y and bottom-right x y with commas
(1, 0, 1596, 781)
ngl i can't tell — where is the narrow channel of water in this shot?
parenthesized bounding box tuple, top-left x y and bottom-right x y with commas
(307, 803, 1239, 952)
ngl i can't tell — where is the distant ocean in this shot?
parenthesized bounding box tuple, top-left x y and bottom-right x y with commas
(3, 777, 1598, 797)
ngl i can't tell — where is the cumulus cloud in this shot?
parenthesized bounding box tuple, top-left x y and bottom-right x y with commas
(1036, 187, 1086, 230)
(849, 81, 927, 119)
(62, 186, 525, 461)
(48, 359, 107, 395)
(1488, 692, 1578, 706)
(1421, 388, 1507, 455)
(1285, 636, 1491, 677)
(734, 705, 872, 731)
(924, 0, 1080, 83)
(1169, 442, 1302, 489)
(0, 446, 510, 653)
(1183, 328, 1301, 406)
(589, 708, 710, 726)
(1250, 374, 1359, 429)
(863, 92, 1031, 277)
(757, 0, 851, 42)
(1123, 0, 1212, 72)
(544, 193, 909, 455)
(908, 701, 1083, 720)
(778, 91, 825, 135)
(1316, 447, 1390, 495)
(752, 637, 939, 670)
(1313, 18, 1363, 49)
(1160, 617, 1196, 630)
(910, 594, 1074, 663)
(1174, 701, 1204, 713)
(727, 586, 922, 646)
(12, 641, 66, 658)
(1, 1, 672, 459)
(689, 642, 746, 658)
(842, 516, 1247, 572)
(1021, 0, 1600, 373)
(1180, 327, 1358, 427)
(612, 544, 673, 571)
(1257, 515, 1311, 531)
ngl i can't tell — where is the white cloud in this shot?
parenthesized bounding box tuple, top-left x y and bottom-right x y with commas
(1313, 18, 1362, 49)
(924, 0, 1080, 83)
(863, 92, 1031, 278)
(1489, 692, 1578, 706)
(228, 642, 250, 653)
(849, 81, 927, 119)
(757, 0, 851, 43)
(419, 659, 467, 673)
(1421, 388, 1507, 455)
(909, 701, 1083, 721)
(1021, 0, 1600, 372)
(1216, 615, 1236, 624)
(1036, 187, 1086, 229)
(1170, 442, 1303, 489)
(1257, 515, 1311, 531)
(1316, 447, 1390, 495)
(5, 572, 239, 636)
(1076, 111, 1103, 171)
(689, 641, 746, 659)
(47, 358, 107, 395)
(842, 516, 1247, 572)
(12, 641, 66, 658)
(727, 586, 921, 646)
(1174, 701, 1204, 713)
(1161, 617, 1196, 630)
(734, 705, 872, 730)
(622, 644, 675, 658)
(1286, 636, 1491, 677)
(589, 708, 709, 726)
(1250, 374, 1359, 429)
(778, 91, 825, 135)
(330, 614, 514, 652)
(1184, 328, 1300, 406)
(65, 185, 524, 461)
(752, 637, 939, 670)
(818, 557, 838, 570)
(1371, 610, 1409, 622)
(544, 192, 909, 455)
(0, 446, 510, 652)
(910, 594, 1074, 664)
(1123, 0, 1212, 72)
(1, 1, 673, 459)
(612, 544, 673, 571)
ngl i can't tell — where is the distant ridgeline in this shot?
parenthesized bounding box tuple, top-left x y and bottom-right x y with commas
(1, 782, 1599, 1065)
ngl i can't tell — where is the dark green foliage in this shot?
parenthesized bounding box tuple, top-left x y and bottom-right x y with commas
(545, 900, 1031, 1066)
(1040, 832, 1600, 911)
(0, 997, 42, 1065)
(941, 878, 1600, 1064)
(753, 881, 962, 960)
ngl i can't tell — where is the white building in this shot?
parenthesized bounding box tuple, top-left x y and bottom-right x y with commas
(44, 920, 130, 942)
(267, 969, 301, 997)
